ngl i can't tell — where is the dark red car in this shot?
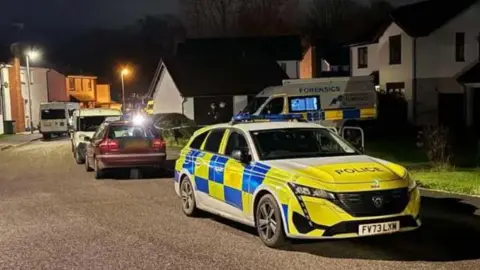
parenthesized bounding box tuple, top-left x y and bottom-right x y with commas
(84, 120, 166, 179)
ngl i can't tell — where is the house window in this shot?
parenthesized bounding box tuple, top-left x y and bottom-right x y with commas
(456, 32, 465, 62)
(389, 35, 402, 65)
(69, 78, 75, 90)
(357, 47, 368, 68)
(88, 80, 93, 91)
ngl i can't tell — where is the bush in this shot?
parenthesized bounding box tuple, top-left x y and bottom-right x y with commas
(152, 113, 199, 146)
(422, 125, 452, 171)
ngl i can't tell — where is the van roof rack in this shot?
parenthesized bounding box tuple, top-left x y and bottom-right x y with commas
(230, 114, 306, 125)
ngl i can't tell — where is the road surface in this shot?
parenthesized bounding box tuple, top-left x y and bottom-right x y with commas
(1, 139, 479, 269)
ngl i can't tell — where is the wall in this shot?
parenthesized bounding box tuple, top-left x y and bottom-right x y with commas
(96, 84, 111, 104)
(47, 69, 68, 102)
(416, 2, 480, 80)
(152, 66, 185, 116)
(21, 67, 48, 130)
(351, 43, 379, 77)
(299, 46, 316, 79)
(277, 60, 299, 78)
(378, 23, 415, 121)
(8, 58, 25, 132)
(1, 67, 12, 121)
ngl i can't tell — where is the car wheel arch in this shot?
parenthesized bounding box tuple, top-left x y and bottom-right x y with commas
(252, 186, 289, 235)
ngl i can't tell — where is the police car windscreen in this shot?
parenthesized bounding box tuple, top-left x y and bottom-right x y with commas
(251, 128, 357, 160)
(41, 109, 66, 120)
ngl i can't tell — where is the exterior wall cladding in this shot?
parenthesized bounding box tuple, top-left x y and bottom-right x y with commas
(47, 70, 68, 102)
(8, 58, 25, 132)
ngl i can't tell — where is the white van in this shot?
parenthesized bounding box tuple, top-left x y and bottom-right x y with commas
(242, 76, 377, 130)
(39, 102, 79, 139)
(71, 108, 122, 164)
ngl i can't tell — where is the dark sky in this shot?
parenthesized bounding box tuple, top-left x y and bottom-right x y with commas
(0, 0, 417, 31)
(0, 0, 179, 30)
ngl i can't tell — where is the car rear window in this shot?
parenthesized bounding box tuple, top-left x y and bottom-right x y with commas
(107, 125, 159, 139)
(41, 109, 66, 120)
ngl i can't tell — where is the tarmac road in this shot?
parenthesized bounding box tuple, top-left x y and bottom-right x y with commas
(0, 139, 479, 269)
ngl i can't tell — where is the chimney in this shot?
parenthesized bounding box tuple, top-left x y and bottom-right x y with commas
(8, 57, 25, 132)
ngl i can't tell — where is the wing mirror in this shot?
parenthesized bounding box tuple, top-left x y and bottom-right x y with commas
(231, 149, 252, 163)
(83, 136, 92, 142)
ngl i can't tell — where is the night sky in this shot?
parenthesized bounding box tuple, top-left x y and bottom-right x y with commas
(0, 0, 179, 30)
(0, 0, 417, 32)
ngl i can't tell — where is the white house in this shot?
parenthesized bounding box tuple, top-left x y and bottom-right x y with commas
(0, 64, 12, 134)
(350, 0, 480, 128)
(150, 50, 287, 125)
(20, 67, 49, 131)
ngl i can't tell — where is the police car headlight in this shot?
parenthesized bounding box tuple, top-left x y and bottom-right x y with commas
(406, 172, 417, 192)
(288, 183, 335, 200)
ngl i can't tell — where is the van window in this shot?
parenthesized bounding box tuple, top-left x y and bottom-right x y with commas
(288, 96, 319, 112)
(242, 97, 268, 114)
(261, 97, 284, 114)
(41, 109, 66, 120)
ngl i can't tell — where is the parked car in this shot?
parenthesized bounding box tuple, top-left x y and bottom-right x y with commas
(71, 108, 123, 164)
(84, 119, 166, 179)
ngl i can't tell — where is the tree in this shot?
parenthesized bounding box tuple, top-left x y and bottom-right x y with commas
(303, 0, 392, 43)
(180, 0, 298, 37)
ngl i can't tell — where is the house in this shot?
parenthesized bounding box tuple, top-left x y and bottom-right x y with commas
(175, 36, 303, 79)
(300, 39, 351, 79)
(349, 0, 480, 129)
(66, 75, 98, 108)
(150, 44, 288, 125)
(1, 57, 69, 133)
(20, 67, 69, 130)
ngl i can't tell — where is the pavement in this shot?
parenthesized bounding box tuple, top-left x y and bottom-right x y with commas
(0, 139, 479, 269)
(0, 131, 43, 151)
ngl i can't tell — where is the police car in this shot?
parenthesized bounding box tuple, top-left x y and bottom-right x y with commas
(174, 115, 420, 248)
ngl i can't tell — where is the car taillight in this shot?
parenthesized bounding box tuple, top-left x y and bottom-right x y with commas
(99, 139, 119, 153)
(152, 138, 165, 150)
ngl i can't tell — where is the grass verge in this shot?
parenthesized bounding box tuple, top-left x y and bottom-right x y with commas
(412, 170, 480, 196)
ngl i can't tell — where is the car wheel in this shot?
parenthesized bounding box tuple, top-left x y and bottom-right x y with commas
(180, 176, 199, 217)
(255, 194, 287, 248)
(42, 133, 49, 140)
(94, 158, 104, 179)
(74, 148, 84, 164)
(85, 156, 93, 172)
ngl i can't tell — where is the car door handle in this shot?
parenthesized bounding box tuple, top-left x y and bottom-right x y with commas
(194, 161, 201, 166)
(214, 167, 223, 172)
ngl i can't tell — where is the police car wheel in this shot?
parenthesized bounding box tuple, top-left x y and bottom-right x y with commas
(180, 177, 199, 216)
(255, 194, 287, 248)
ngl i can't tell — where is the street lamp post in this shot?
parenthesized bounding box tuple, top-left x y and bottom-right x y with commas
(25, 50, 39, 134)
(120, 68, 129, 113)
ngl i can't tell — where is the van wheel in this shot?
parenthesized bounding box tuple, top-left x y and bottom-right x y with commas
(74, 148, 84, 164)
(255, 194, 287, 248)
(42, 133, 50, 140)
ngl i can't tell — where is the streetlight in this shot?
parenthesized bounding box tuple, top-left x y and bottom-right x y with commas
(25, 49, 41, 134)
(120, 67, 130, 112)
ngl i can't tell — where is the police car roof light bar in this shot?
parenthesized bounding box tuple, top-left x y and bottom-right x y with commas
(230, 114, 305, 124)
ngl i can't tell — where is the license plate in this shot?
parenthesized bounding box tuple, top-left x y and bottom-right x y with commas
(125, 141, 148, 149)
(358, 221, 400, 236)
